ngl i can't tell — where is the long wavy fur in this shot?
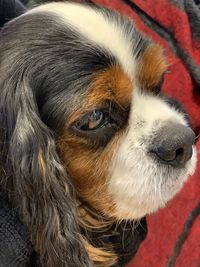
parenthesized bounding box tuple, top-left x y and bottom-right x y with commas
(0, 58, 93, 267)
(0, 2, 93, 266)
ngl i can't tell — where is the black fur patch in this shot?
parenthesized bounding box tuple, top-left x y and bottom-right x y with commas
(0, 13, 116, 131)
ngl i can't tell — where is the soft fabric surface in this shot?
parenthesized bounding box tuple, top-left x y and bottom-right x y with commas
(84, 1, 200, 266)
(0, 193, 38, 267)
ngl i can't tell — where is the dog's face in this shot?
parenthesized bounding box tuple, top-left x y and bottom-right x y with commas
(12, 2, 197, 216)
(0, 2, 197, 266)
(26, 2, 196, 219)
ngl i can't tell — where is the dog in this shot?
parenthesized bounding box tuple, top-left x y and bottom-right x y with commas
(0, 1, 197, 267)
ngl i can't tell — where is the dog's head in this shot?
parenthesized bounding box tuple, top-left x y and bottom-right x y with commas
(0, 2, 197, 266)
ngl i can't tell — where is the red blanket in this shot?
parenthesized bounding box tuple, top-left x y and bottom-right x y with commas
(85, 1, 200, 266)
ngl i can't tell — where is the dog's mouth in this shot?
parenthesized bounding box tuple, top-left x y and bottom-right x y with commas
(109, 156, 196, 219)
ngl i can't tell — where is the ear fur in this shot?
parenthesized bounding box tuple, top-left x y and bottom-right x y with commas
(0, 38, 93, 267)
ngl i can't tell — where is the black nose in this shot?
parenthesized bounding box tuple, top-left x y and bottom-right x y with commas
(149, 123, 195, 167)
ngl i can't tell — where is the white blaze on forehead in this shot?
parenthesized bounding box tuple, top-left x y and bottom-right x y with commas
(28, 2, 136, 78)
(131, 90, 187, 129)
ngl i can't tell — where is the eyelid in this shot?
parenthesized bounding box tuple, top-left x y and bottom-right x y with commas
(71, 109, 109, 131)
(69, 100, 130, 132)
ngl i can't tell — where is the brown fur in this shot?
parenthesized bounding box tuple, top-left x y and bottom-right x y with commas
(57, 66, 133, 217)
(56, 66, 134, 265)
(56, 132, 119, 216)
(38, 148, 47, 177)
(82, 239, 117, 267)
(55, 58, 168, 263)
(67, 65, 133, 126)
(0, 3, 164, 267)
(79, 206, 118, 266)
(137, 44, 167, 90)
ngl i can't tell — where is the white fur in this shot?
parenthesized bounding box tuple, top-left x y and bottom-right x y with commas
(27, 3, 197, 219)
(108, 90, 197, 219)
(28, 2, 136, 79)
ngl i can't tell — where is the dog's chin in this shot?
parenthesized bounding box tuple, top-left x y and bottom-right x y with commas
(108, 147, 197, 220)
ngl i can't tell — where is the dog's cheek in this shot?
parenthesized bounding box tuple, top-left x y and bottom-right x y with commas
(56, 132, 125, 217)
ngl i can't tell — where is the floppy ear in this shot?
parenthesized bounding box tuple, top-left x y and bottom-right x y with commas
(0, 72, 92, 266)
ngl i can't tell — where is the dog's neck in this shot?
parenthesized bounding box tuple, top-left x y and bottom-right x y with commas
(78, 202, 147, 267)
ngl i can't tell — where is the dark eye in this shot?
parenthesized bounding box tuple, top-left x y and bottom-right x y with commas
(87, 110, 104, 130)
(70, 104, 129, 147)
(75, 110, 108, 131)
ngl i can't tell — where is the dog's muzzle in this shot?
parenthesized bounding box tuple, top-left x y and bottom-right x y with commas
(149, 122, 195, 167)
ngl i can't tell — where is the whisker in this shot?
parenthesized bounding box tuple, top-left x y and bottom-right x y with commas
(195, 133, 200, 140)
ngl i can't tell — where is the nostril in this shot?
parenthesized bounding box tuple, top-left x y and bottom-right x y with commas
(150, 144, 192, 167)
(176, 148, 184, 157)
(175, 146, 192, 165)
(156, 146, 177, 161)
(175, 147, 184, 163)
(153, 146, 185, 163)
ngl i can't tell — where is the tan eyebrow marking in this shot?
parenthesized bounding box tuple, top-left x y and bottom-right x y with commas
(137, 44, 168, 91)
(68, 65, 133, 125)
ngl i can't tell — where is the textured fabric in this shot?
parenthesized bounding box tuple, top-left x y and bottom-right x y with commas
(0, 193, 37, 267)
